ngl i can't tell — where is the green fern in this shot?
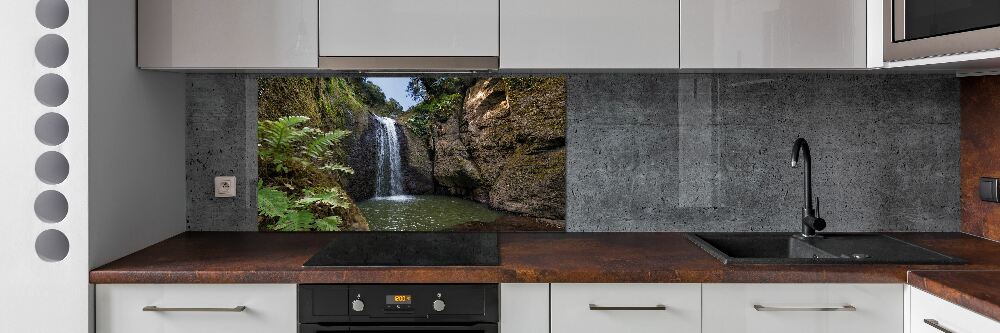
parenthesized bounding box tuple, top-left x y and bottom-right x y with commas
(314, 216, 343, 231)
(320, 164, 355, 175)
(297, 188, 352, 209)
(305, 129, 350, 160)
(257, 182, 347, 232)
(258, 116, 311, 172)
(274, 210, 316, 232)
(258, 106, 358, 232)
(259, 115, 352, 174)
(257, 182, 290, 218)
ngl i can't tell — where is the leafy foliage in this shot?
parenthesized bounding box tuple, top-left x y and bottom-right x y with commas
(257, 181, 345, 231)
(259, 116, 353, 175)
(314, 216, 344, 232)
(297, 187, 352, 209)
(274, 209, 318, 232)
(304, 129, 350, 161)
(257, 184, 291, 218)
(407, 77, 469, 100)
(257, 115, 354, 231)
(404, 78, 469, 138)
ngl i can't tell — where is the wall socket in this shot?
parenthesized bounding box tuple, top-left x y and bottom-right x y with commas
(215, 176, 236, 198)
(980, 177, 999, 202)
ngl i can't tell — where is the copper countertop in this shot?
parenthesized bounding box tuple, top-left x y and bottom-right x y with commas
(91, 232, 1000, 284)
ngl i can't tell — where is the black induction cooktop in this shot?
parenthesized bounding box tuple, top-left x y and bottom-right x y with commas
(303, 232, 500, 266)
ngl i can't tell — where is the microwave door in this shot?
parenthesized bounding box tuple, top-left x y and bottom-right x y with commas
(895, 0, 1000, 42)
(885, 0, 1000, 61)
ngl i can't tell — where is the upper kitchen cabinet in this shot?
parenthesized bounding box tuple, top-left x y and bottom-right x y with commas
(137, 0, 318, 69)
(681, 0, 881, 69)
(318, 0, 500, 71)
(500, 0, 680, 69)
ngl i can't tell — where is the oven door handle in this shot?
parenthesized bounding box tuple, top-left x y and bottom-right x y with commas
(347, 323, 498, 332)
(298, 324, 350, 333)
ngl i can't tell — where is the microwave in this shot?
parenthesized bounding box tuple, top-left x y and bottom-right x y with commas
(884, 0, 1000, 62)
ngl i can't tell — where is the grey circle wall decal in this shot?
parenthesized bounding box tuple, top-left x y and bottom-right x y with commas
(35, 112, 69, 146)
(35, 34, 69, 68)
(35, 229, 69, 262)
(35, 151, 69, 185)
(36, 0, 69, 29)
(34, 190, 68, 223)
(34, 73, 69, 107)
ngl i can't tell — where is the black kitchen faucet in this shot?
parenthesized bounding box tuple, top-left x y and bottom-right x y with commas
(791, 138, 826, 237)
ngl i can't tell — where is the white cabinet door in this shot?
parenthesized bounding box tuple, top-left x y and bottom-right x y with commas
(501, 0, 680, 69)
(680, 0, 870, 68)
(138, 0, 318, 69)
(501, 284, 549, 333)
(551, 283, 700, 333)
(910, 287, 1000, 333)
(96, 284, 297, 333)
(319, 0, 499, 57)
(702, 284, 903, 333)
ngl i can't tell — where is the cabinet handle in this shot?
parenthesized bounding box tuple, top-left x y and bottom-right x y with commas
(142, 306, 247, 312)
(753, 304, 856, 312)
(589, 304, 667, 311)
(923, 319, 955, 333)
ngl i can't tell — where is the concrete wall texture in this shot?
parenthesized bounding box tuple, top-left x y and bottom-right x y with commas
(567, 73, 959, 232)
(186, 74, 259, 231)
(187, 73, 961, 232)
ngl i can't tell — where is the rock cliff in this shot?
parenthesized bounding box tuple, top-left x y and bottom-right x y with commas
(344, 113, 377, 201)
(400, 125, 434, 194)
(433, 77, 566, 220)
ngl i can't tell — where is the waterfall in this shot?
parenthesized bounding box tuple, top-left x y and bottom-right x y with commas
(373, 116, 407, 199)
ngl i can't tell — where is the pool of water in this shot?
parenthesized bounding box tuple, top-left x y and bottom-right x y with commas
(357, 195, 509, 231)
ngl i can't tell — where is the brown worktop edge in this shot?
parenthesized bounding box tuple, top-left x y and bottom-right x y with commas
(908, 270, 1000, 323)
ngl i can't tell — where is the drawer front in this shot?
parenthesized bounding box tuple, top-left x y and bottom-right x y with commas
(96, 284, 296, 333)
(910, 287, 1000, 333)
(551, 283, 700, 333)
(703, 283, 903, 333)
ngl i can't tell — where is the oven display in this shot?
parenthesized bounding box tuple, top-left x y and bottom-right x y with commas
(386, 295, 412, 305)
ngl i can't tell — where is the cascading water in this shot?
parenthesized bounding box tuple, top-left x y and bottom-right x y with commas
(373, 116, 407, 199)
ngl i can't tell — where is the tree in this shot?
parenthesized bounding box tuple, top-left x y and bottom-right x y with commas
(386, 98, 404, 116)
(407, 77, 470, 100)
(356, 79, 388, 106)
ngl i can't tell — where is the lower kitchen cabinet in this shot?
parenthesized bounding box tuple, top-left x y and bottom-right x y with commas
(551, 283, 701, 333)
(96, 284, 297, 333)
(910, 287, 1000, 333)
(702, 283, 903, 333)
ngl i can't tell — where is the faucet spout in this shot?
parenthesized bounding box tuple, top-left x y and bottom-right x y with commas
(791, 138, 825, 237)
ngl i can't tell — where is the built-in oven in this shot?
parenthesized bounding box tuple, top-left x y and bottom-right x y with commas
(299, 284, 498, 333)
(884, 0, 1000, 61)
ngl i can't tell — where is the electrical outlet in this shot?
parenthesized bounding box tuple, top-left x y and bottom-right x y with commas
(215, 176, 236, 198)
(980, 177, 999, 202)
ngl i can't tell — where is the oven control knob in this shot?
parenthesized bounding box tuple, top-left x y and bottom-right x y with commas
(432, 299, 446, 312)
(351, 299, 365, 312)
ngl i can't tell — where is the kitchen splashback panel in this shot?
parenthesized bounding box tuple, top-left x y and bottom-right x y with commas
(187, 73, 960, 232)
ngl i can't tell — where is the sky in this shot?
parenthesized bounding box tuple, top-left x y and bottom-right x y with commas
(366, 77, 420, 110)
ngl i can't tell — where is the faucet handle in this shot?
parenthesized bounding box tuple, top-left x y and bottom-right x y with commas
(815, 196, 820, 218)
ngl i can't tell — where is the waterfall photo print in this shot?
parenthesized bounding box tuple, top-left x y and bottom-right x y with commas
(256, 76, 567, 232)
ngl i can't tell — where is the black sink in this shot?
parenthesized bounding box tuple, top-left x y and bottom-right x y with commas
(686, 233, 965, 265)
